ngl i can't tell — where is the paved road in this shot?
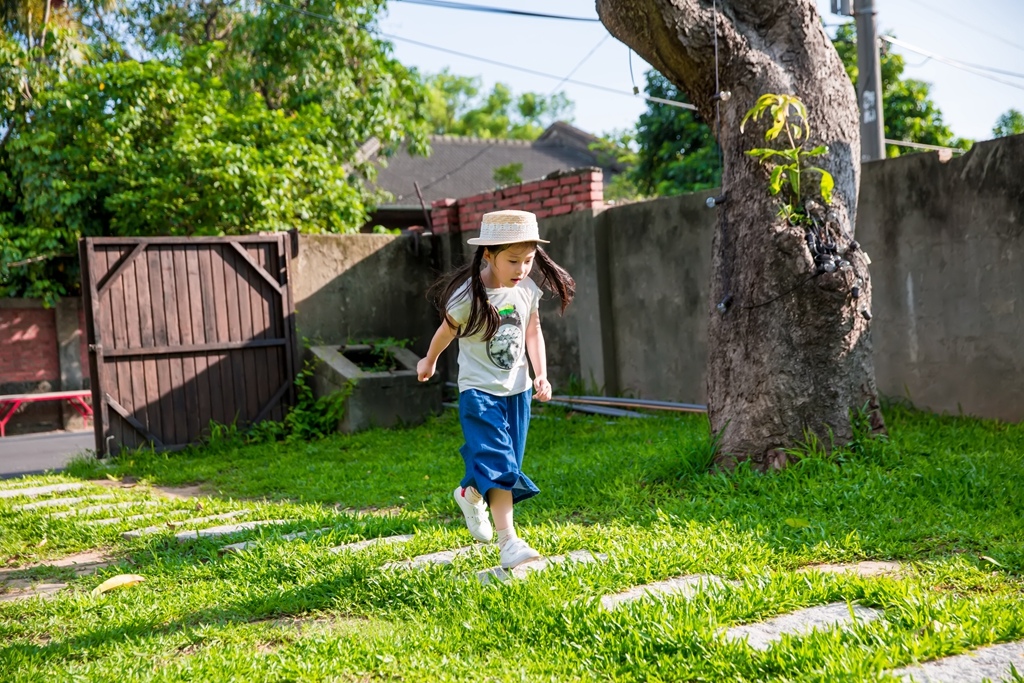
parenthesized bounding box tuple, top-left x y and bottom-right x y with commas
(0, 431, 96, 479)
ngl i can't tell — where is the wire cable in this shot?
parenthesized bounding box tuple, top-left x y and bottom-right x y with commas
(902, 0, 1024, 55)
(381, 31, 697, 110)
(881, 35, 1024, 92)
(391, 0, 600, 23)
(547, 34, 609, 97)
(885, 138, 965, 153)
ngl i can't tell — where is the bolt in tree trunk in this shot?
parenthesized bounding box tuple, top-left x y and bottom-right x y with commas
(598, 0, 885, 469)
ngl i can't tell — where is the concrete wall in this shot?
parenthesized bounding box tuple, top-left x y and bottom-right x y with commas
(5, 135, 1022, 429)
(292, 234, 439, 359)
(859, 135, 1024, 421)
(308, 133, 1024, 423)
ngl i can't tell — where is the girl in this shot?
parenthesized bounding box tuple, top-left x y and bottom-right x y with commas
(416, 210, 575, 569)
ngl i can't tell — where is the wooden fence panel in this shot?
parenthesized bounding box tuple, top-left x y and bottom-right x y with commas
(81, 236, 298, 456)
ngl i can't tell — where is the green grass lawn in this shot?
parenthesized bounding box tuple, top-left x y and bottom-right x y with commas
(1, 404, 1023, 681)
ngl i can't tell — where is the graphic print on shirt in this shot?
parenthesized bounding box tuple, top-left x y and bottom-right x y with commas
(487, 304, 524, 370)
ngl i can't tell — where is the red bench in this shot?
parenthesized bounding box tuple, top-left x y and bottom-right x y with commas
(0, 391, 93, 437)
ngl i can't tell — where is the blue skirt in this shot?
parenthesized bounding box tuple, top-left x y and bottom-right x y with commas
(458, 388, 540, 505)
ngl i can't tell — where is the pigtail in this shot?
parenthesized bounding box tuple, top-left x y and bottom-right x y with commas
(532, 246, 576, 314)
(427, 247, 500, 340)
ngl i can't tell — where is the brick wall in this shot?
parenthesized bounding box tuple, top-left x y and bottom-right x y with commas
(430, 167, 604, 234)
(0, 299, 90, 434)
(0, 307, 60, 384)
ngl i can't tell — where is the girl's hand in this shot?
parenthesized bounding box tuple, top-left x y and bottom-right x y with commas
(533, 375, 552, 402)
(417, 358, 436, 382)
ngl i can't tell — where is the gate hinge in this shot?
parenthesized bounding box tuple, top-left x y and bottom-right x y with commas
(89, 343, 102, 353)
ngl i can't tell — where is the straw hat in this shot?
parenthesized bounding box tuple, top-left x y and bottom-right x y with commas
(467, 210, 550, 246)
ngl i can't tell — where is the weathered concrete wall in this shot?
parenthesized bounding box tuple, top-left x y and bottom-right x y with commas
(288, 134, 1024, 422)
(859, 135, 1024, 421)
(293, 234, 438, 358)
(602, 193, 715, 403)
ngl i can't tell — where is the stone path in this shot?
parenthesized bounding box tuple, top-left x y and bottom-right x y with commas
(173, 520, 290, 542)
(122, 511, 248, 539)
(328, 534, 415, 555)
(888, 640, 1024, 682)
(2, 482, 1022, 681)
(13, 494, 116, 511)
(723, 602, 882, 651)
(222, 528, 332, 553)
(0, 482, 84, 499)
(382, 545, 483, 570)
(601, 574, 734, 610)
(476, 549, 606, 585)
(49, 500, 162, 519)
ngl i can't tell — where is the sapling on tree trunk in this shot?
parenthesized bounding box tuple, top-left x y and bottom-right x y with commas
(597, 0, 885, 469)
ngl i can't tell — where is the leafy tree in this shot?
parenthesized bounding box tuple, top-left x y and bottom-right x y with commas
(2, 47, 366, 301)
(630, 70, 720, 196)
(600, 0, 884, 466)
(993, 108, 1024, 137)
(492, 163, 523, 186)
(627, 21, 970, 199)
(423, 68, 573, 140)
(831, 22, 970, 156)
(1, 0, 432, 301)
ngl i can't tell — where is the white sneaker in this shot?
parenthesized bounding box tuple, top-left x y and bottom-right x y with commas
(499, 536, 541, 569)
(454, 487, 493, 543)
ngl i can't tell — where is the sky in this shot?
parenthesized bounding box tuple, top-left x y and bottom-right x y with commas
(377, 0, 1024, 143)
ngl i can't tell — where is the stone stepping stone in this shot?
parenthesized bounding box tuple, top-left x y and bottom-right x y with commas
(888, 639, 1024, 682)
(84, 512, 169, 527)
(0, 483, 85, 500)
(798, 561, 903, 577)
(0, 582, 66, 602)
(383, 544, 484, 570)
(722, 602, 882, 651)
(476, 549, 607, 585)
(0, 550, 113, 580)
(328, 534, 415, 555)
(601, 574, 734, 611)
(173, 520, 290, 542)
(14, 494, 116, 511)
(49, 501, 162, 519)
(222, 527, 334, 553)
(122, 511, 247, 539)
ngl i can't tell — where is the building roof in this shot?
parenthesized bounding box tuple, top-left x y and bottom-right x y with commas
(371, 121, 622, 210)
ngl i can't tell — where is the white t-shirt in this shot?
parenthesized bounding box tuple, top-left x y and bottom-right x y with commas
(447, 276, 542, 396)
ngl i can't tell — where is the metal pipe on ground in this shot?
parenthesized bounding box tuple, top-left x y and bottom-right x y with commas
(551, 396, 707, 414)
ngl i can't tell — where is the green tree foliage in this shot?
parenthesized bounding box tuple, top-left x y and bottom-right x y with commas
(628, 23, 971, 198)
(993, 108, 1024, 137)
(423, 68, 573, 140)
(831, 22, 970, 157)
(1, 0, 430, 302)
(629, 70, 721, 197)
(492, 162, 523, 186)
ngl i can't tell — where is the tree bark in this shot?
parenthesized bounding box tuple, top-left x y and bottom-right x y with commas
(598, 0, 885, 469)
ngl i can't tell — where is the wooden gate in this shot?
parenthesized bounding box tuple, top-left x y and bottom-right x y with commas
(80, 235, 299, 456)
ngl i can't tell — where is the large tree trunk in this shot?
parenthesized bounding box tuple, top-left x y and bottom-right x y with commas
(598, 0, 885, 469)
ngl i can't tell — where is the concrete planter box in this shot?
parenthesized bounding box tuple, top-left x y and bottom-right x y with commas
(306, 344, 442, 433)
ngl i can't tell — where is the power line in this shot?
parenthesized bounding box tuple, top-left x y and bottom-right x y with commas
(902, 0, 1024, 55)
(391, 0, 600, 23)
(548, 34, 609, 97)
(885, 138, 965, 154)
(381, 31, 697, 110)
(881, 35, 1024, 93)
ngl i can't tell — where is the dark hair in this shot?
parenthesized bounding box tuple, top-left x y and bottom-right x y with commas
(428, 242, 575, 341)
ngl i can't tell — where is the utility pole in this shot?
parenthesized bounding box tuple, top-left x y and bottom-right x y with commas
(855, 0, 885, 160)
(831, 0, 886, 161)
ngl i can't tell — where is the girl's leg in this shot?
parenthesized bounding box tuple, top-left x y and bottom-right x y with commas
(488, 488, 514, 533)
(489, 486, 540, 567)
